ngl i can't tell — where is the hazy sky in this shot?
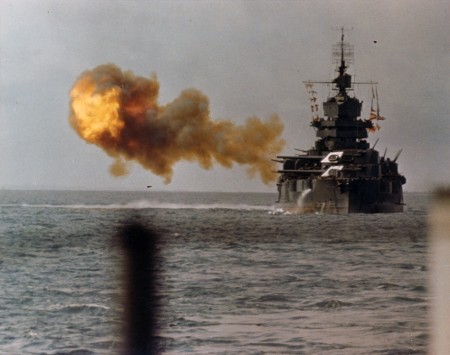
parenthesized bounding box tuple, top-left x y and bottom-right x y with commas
(1, 0, 449, 192)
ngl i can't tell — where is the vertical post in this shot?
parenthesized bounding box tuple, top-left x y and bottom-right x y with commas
(429, 188, 450, 354)
(119, 221, 160, 355)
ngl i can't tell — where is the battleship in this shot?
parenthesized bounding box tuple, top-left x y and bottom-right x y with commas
(275, 30, 406, 213)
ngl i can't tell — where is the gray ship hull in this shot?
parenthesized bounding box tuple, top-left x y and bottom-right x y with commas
(275, 178, 404, 214)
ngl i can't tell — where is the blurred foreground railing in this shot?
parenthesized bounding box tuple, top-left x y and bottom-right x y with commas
(429, 188, 450, 354)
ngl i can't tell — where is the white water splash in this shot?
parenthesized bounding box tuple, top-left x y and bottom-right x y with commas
(297, 188, 312, 209)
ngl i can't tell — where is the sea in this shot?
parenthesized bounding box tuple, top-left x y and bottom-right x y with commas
(0, 190, 430, 354)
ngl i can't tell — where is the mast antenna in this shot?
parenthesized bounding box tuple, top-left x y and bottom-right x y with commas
(332, 27, 354, 68)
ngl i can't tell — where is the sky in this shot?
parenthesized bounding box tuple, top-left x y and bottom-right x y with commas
(1, 0, 449, 192)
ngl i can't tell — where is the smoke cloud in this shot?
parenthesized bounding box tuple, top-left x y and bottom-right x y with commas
(69, 64, 285, 184)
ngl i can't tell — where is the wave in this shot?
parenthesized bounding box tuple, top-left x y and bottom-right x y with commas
(47, 303, 110, 313)
(11, 199, 272, 211)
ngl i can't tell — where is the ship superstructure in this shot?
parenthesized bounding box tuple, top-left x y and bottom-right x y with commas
(275, 30, 406, 213)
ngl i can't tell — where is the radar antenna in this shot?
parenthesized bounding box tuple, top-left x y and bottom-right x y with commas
(330, 27, 354, 95)
(332, 27, 354, 75)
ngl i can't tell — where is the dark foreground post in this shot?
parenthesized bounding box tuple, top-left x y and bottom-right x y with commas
(119, 221, 160, 355)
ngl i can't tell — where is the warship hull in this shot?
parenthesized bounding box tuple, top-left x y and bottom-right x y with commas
(276, 178, 404, 214)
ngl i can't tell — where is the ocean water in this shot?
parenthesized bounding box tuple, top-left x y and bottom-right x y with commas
(0, 190, 429, 354)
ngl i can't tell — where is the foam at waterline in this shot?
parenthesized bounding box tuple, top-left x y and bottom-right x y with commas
(16, 200, 272, 211)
